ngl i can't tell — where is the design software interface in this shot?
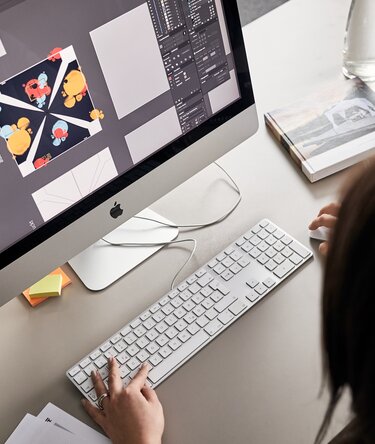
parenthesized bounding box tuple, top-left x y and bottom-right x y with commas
(0, 0, 241, 254)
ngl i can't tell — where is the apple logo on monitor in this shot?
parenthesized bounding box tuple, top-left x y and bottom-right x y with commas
(110, 202, 123, 219)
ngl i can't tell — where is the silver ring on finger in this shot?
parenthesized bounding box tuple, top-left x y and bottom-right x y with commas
(97, 392, 110, 410)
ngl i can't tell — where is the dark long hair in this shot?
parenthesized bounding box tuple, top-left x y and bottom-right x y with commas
(316, 157, 375, 443)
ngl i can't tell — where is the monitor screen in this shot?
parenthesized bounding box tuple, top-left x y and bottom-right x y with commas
(0, 0, 253, 269)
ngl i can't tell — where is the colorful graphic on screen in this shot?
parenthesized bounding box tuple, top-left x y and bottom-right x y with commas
(0, 46, 103, 177)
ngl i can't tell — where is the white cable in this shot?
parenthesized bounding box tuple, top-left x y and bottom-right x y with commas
(133, 161, 242, 230)
(101, 162, 241, 289)
(101, 237, 197, 290)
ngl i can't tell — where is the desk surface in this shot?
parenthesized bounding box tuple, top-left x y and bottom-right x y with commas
(1, 0, 353, 442)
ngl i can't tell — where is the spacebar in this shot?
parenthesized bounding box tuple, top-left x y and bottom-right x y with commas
(148, 330, 210, 384)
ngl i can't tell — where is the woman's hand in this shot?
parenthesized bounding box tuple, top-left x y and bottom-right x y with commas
(82, 359, 164, 444)
(309, 202, 340, 256)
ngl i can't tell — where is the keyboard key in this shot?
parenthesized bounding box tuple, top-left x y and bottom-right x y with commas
(183, 301, 195, 311)
(146, 342, 159, 355)
(265, 247, 277, 258)
(274, 253, 285, 264)
(200, 286, 213, 297)
(255, 283, 267, 295)
(238, 255, 251, 268)
(88, 389, 98, 402)
(156, 334, 169, 347)
(228, 300, 248, 316)
(204, 319, 223, 336)
(117, 352, 130, 365)
(258, 229, 268, 240)
(84, 363, 96, 377)
(114, 341, 127, 353)
(265, 235, 277, 245)
(69, 366, 80, 377)
(214, 294, 237, 313)
(250, 247, 261, 258)
(274, 241, 285, 252)
(90, 350, 101, 361)
(193, 304, 205, 317)
(175, 307, 187, 319)
(127, 344, 140, 357)
(196, 315, 210, 328)
(214, 263, 226, 275)
(192, 293, 204, 304)
(171, 297, 183, 308)
(289, 241, 310, 258)
(208, 259, 218, 268)
(150, 304, 160, 314)
(273, 229, 284, 239)
(127, 357, 141, 370)
(259, 220, 269, 228)
(159, 346, 172, 359)
(197, 274, 213, 287)
(104, 348, 117, 359)
(184, 312, 197, 324)
(187, 322, 200, 335)
(281, 235, 293, 245)
(186, 275, 197, 285)
(273, 260, 295, 279)
(136, 336, 150, 349)
(177, 282, 189, 292)
(202, 298, 214, 310)
(230, 263, 242, 274)
(236, 237, 246, 246)
(265, 259, 277, 271)
(137, 350, 150, 362)
(101, 341, 113, 350)
(195, 269, 206, 278)
(290, 253, 303, 265)
(148, 330, 209, 384)
(263, 277, 276, 288)
(134, 326, 147, 337)
(281, 246, 293, 258)
(242, 242, 253, 252)
(206, 308, 218, 320)
(169, 338, 182, 351)
(143, 318, 156, 330)
(222, 257, 234, 268)
(79, 358, 91, 369)
(209, 279, 220, 290)
(224, 246, 235, 255)
(159, 296, 170, 306)
(74, 372, 87, 385)
(222, 270, 234, 281)
(175, 319, 188, 331)
(165, 327, 178, 339)
(216, 252, 226, 262)
(169, 289, 179, 298)
(210, 291, 224, 303)
(149, 354, 163, 367)
(265, 224, 276, 234)
(250, 236, 261, 246)
(152, 311, 165, 323)
(189, 283, 201, 294)
(217, 284, 230, 295)
(257, 241, 268, 252)
(230, 250, 243, 261)
(140, 311, 151, 321)
(130, 319, 141, 329)
(246, 290, 259, 303)
(120, 366, 130, 379)
(146, 329, 158, 341)
(251, 224, 261, 234)
(218, 310, 235, 325)
(162, 304, 174, 316)
(257, 253, 268, 265)
(180, 289, 192, 301)
(120, 326, 132, 337)
(246, 278, 259, 288)
(81, 378, 94, 393)
(178, 330, 191, 343)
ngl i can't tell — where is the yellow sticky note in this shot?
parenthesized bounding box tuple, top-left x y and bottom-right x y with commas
(29, 274, 63, 298)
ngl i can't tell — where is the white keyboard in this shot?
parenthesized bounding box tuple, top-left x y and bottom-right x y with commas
(67, 219, 313, 405)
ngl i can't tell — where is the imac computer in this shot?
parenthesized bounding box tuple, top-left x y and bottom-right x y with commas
(0, 0, 257, 306)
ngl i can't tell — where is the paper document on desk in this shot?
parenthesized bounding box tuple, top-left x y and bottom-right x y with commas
(38, 402, 110, 443)
(5, 413, 81, 443)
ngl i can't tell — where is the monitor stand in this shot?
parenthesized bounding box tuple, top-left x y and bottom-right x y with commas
(68, 208, 179, 291)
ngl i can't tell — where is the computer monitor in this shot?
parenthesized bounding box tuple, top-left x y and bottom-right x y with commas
(0, 0, 258, 306)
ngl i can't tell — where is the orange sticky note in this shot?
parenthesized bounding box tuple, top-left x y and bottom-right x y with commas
(22, 267, 72, 307)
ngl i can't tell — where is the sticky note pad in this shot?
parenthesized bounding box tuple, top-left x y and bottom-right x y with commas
(29, 274, 62, 298)
(23, 268, 72, 306)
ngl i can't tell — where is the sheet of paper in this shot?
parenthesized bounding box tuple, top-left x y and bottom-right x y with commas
(38, 403, 110, 443)
(5, 414, 81, 443)
(0, 38, 6, 57)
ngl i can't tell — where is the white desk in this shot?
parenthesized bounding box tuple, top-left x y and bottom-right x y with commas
(1, 0, 353, 442)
